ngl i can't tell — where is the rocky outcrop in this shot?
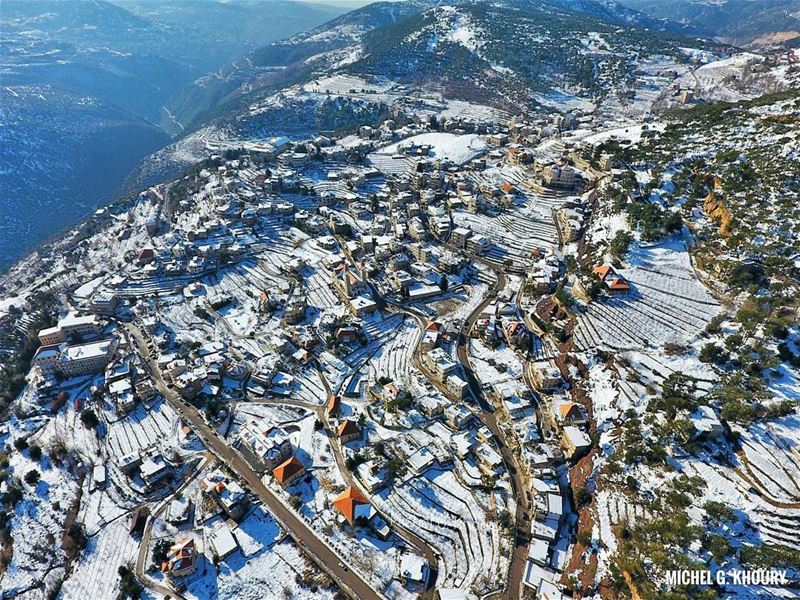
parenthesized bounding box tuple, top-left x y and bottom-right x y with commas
(702, 175, 733, 237)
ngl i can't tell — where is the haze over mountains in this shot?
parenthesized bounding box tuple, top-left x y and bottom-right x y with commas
(121, 0, 719, 195)
(619, 0, 800, 48)
(0, 0, 346, 268)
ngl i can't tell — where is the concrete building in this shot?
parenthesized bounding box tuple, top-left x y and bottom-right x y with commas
(450, 227, 471, 250)
(239, 420, 293, 472)
(38, 313, 102, 346)
(32, 339, 117, 377)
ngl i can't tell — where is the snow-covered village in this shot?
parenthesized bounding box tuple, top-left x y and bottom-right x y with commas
(1, 2, 800, 598)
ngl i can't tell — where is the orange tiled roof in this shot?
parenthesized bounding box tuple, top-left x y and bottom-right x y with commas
(337, 419, 360, 438)
(332, 486, 369, 524)
(559, 402, 578, 419)
(272, 456, 305, 485)
(593, 265, 613, 280)
(327, 394, 341, 415)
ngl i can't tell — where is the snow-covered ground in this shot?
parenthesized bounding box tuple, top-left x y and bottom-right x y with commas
(372, 133, 487, 166)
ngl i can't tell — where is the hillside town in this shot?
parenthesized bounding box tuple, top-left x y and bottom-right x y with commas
(0, 43, 799, 600)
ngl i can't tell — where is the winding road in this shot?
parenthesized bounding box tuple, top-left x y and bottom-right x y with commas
(377, 260, 530, 599)
(451, 263, 532, 600)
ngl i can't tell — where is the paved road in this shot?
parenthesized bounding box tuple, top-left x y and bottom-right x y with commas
(453, 265, 532, 600)
(381, 263, 529, 599)
(125, 323, 383, 600)
(134, 456, 210, 600)
(314, 366, 442, 578)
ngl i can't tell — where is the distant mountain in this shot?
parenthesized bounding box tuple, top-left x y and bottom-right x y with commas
(0, 0, 347, 269)
(120, 0, 714, 198)
(619, 0, 800, 47)
(167, 0, 707, 134)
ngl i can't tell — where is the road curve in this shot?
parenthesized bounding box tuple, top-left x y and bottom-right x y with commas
(453, 264, 531, 600)
(314, 365, 442, 578)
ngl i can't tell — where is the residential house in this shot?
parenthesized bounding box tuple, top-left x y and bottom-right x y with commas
(450, 227, 471, 250)
(465, 234, 490, 255)
(593, 265, 630, 293)
(161, 538, 198, 578)
(327, 394, 342, 418)
(503, 321, 529, 349)
(139, 454, 172, 490)
(420, 322, 441, 351)
(200, 470, 249, 521)
(399, 554, 430, 588)
(209, 525, 239, 560)
(562, 426, 592, 459)
(356, 460, 391, 493)
(337, 419, 361, 444)
(239, 420, 293, 472)
(332, 486, 390, 539)
(444, 404, 472, 429)
(475, 443, 504, 476)
(552, 399, 587, 428)
(533, 366, 563, 392)
(272, 456, 306, 488)
(421, 348, 457, 382)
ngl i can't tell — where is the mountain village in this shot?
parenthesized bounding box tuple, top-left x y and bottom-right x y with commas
(0, 13, 798, 600)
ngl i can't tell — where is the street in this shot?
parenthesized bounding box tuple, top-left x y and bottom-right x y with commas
(125, 323, 383, 600)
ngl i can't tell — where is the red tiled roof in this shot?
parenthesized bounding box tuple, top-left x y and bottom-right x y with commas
(607, 277, 630, 291)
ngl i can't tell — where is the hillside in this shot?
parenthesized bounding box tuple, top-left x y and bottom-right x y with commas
(570, 88, 800, 599)
(162, 0, 433, 131)
(129, 0, 714, 191)
(171, 0, 706, 129)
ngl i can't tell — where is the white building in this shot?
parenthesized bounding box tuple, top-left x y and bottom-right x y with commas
(38, 313, 102, 345)
(33, 339, 117, 377)
(239, 420, 293, 472)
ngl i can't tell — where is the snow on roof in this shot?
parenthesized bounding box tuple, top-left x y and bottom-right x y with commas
(399, 553, 427, 582)
(407, 447, 435, 473)
(531, 518, 559, 541)
(528, 538, 550, 564)
(59, 312, 99, 329)
(438, 590, 469, 600)
(562, 426, 591, 449)
(62, 339, 114, 361)
(92, 464, 106, 484)
(523, 559, 560, 591)
(545, 493, 563, 517)
(209, 525, 238, 558)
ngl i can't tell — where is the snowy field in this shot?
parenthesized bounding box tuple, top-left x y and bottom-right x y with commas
(375, 469, 507, 595)
(372, 133, 487, 166)
(573, 241, 721, 351)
